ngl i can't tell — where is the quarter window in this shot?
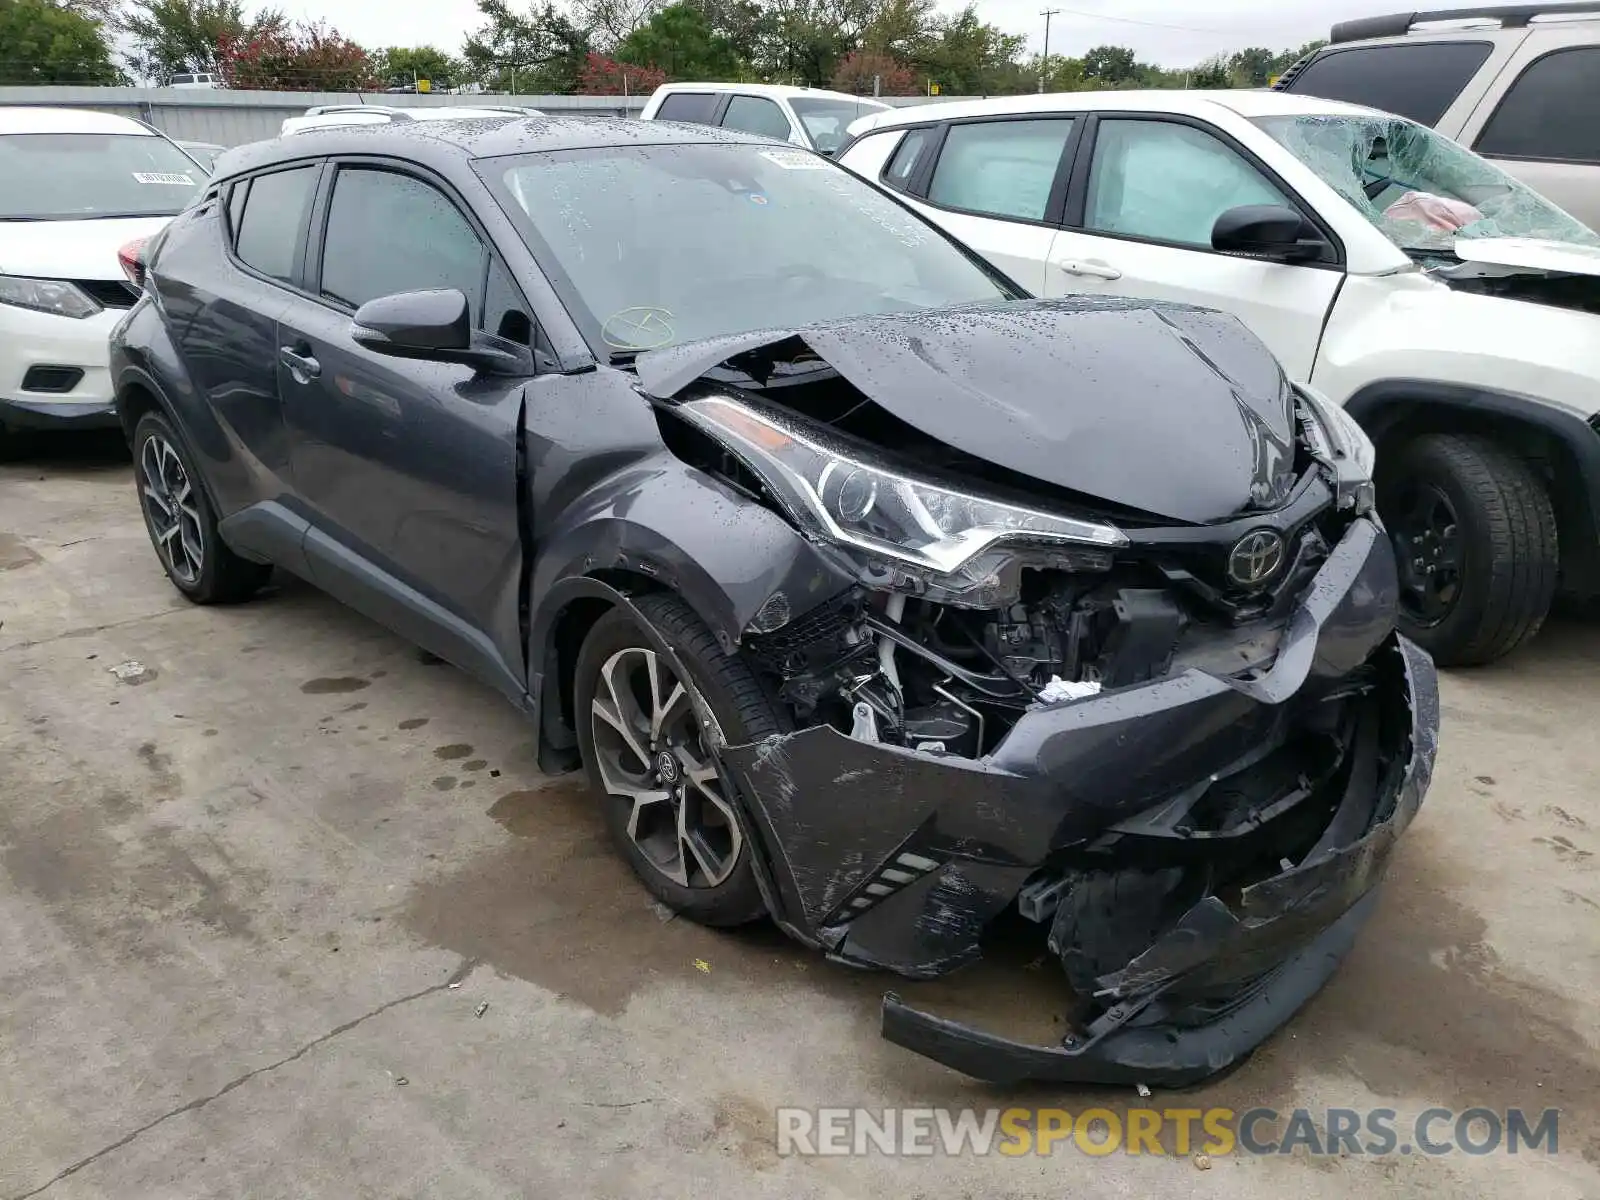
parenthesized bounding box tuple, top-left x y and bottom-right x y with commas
(1475, 48, 1600, 164)
(883, 127, 934, 190)
(1083, 120, 1290, 248)
(1277, 42, 1492, 126)
(926, 118, 1075, 222)
(318, 168, 486, 315)
(721, 95, 792, 141)
(655, 92, 719, 125)
(233, 164, 318, 283)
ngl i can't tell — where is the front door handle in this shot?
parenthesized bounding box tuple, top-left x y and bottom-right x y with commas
(279, 345, 321, 382)
(1055, 258, 1123, 281)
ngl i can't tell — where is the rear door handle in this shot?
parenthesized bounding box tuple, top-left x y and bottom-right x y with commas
(279, 345, 321, 382)
(1055, 259, 1123, 281)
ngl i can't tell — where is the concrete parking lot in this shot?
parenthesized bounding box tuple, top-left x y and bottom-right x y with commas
(2, 432, 1598, 1199)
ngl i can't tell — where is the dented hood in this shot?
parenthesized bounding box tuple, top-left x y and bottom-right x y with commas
(636, 298, 1297, 524)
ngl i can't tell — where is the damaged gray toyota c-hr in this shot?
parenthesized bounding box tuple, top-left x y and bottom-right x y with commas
(110, 114, 1438, 1086)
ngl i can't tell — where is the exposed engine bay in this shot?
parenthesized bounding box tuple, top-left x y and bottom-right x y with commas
(657, 331, 1357, 760)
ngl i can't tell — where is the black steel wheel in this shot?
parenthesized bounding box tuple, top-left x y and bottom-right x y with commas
(1380, 432, 1557, 666)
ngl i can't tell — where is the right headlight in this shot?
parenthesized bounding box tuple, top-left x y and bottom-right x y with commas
(679, 394, 1127, 575)
(0, 275, 102, 320)
(1296, 385, 1376, 515)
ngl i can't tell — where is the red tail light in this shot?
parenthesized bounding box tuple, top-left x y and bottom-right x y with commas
(118, 237, 150, 289)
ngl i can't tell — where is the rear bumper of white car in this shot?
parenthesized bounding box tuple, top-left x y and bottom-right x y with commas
(0, 305, 123, 431)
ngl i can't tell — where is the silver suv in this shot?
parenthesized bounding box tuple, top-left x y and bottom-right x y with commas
(1275, 2, 1600, 229)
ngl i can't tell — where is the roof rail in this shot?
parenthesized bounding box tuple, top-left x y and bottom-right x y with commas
(302, 104, 411, 118)
(1331, 1, 1600, 42)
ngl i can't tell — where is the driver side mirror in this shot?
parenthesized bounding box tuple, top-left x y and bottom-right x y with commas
(1212, 204, 1330, 263)
(351, 288, 532, 375)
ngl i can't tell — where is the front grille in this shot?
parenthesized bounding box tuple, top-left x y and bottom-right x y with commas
(73, 279, 140, 308)
(21, 366, 84, 393)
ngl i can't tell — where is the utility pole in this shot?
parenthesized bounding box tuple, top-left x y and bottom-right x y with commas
(1039, 8, 1060, 94)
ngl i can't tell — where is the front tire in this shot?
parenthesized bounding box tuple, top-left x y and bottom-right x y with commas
(1381, 433, 1558, 667)
(574, 593, 783, 927)
(133, 411, 271, 604)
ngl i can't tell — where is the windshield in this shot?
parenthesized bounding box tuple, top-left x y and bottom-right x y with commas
(789, 97, 887, 153)
(0, 134, 204, 220)
(484, 142, 1012, 354)
(1255, 113, 1599, 254)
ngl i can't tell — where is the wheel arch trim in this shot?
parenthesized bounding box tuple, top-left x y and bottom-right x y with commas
(1345, 379, 1600, 595)
(528, 574, 810, 943)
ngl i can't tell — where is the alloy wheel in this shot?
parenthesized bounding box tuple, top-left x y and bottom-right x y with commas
(1390, 482, 1462, 627)
(139, 434, 204, 586)
(589, 646, 742, 888)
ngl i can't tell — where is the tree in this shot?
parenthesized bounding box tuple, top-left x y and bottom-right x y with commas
(1081, 43, 1137, 86)
(119, 0, 286, 82)
(831, 49, 916, 95)
(577, 50, 665, 93)
(1227, 45, 1275, 87)
(376, 46, 464, 91)
(463, 0, 592, 93)
(1190, 54, 1231, 89)
(0, 0, 123, 84)
(58, 0, 119, 24)
(571, 0, 660, 50)
(914, 6, 1025, 96)
(860, 0, 935, 59)
(616, 3, 741, 79)
(217, 19, 375, 90)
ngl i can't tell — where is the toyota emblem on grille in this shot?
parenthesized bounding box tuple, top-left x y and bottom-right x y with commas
(1228, 529, 1286, 588)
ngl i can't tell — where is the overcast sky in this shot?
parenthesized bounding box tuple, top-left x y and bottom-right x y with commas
(278, 0, 1397, 68)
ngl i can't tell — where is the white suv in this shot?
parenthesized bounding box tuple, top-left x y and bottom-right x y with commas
(640, 83, 888, 155)
(0, 107, 202, 443)
(1274, 2, 1600, 230)
(840, 89, 1600, 665)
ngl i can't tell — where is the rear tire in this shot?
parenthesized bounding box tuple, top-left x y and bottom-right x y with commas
(1380, 433, 1557, 667)
(574, 593, 783, 927)
(132, 411, 271, 604)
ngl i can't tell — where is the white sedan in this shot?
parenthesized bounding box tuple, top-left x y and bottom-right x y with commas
(839, 89, 1600, 667)
(0, 107, 202, 441)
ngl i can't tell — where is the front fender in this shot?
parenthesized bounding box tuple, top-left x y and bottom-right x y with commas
(529, 455, 857, 657)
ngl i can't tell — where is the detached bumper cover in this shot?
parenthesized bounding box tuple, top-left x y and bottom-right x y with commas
(720, 516, 1440, 1083)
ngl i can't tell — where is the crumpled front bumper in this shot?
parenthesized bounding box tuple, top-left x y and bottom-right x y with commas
(720, 516, 1440, 1084)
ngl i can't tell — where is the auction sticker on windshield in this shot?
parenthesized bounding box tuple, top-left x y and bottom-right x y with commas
(133, 172, 195, 185)
(759, 149, 830, 170)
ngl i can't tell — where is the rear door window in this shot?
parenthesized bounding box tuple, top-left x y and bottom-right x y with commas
(720, 95, 792, 141)
(233, 164, 318, 283)
(655, 92, 719, 124)
(1475, 47, 1600, 163)
(926, 118, 1075, 222)
(1278, 42, 1493, 125)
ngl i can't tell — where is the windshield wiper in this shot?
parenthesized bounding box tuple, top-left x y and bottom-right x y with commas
(608, 350, 640, 366)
